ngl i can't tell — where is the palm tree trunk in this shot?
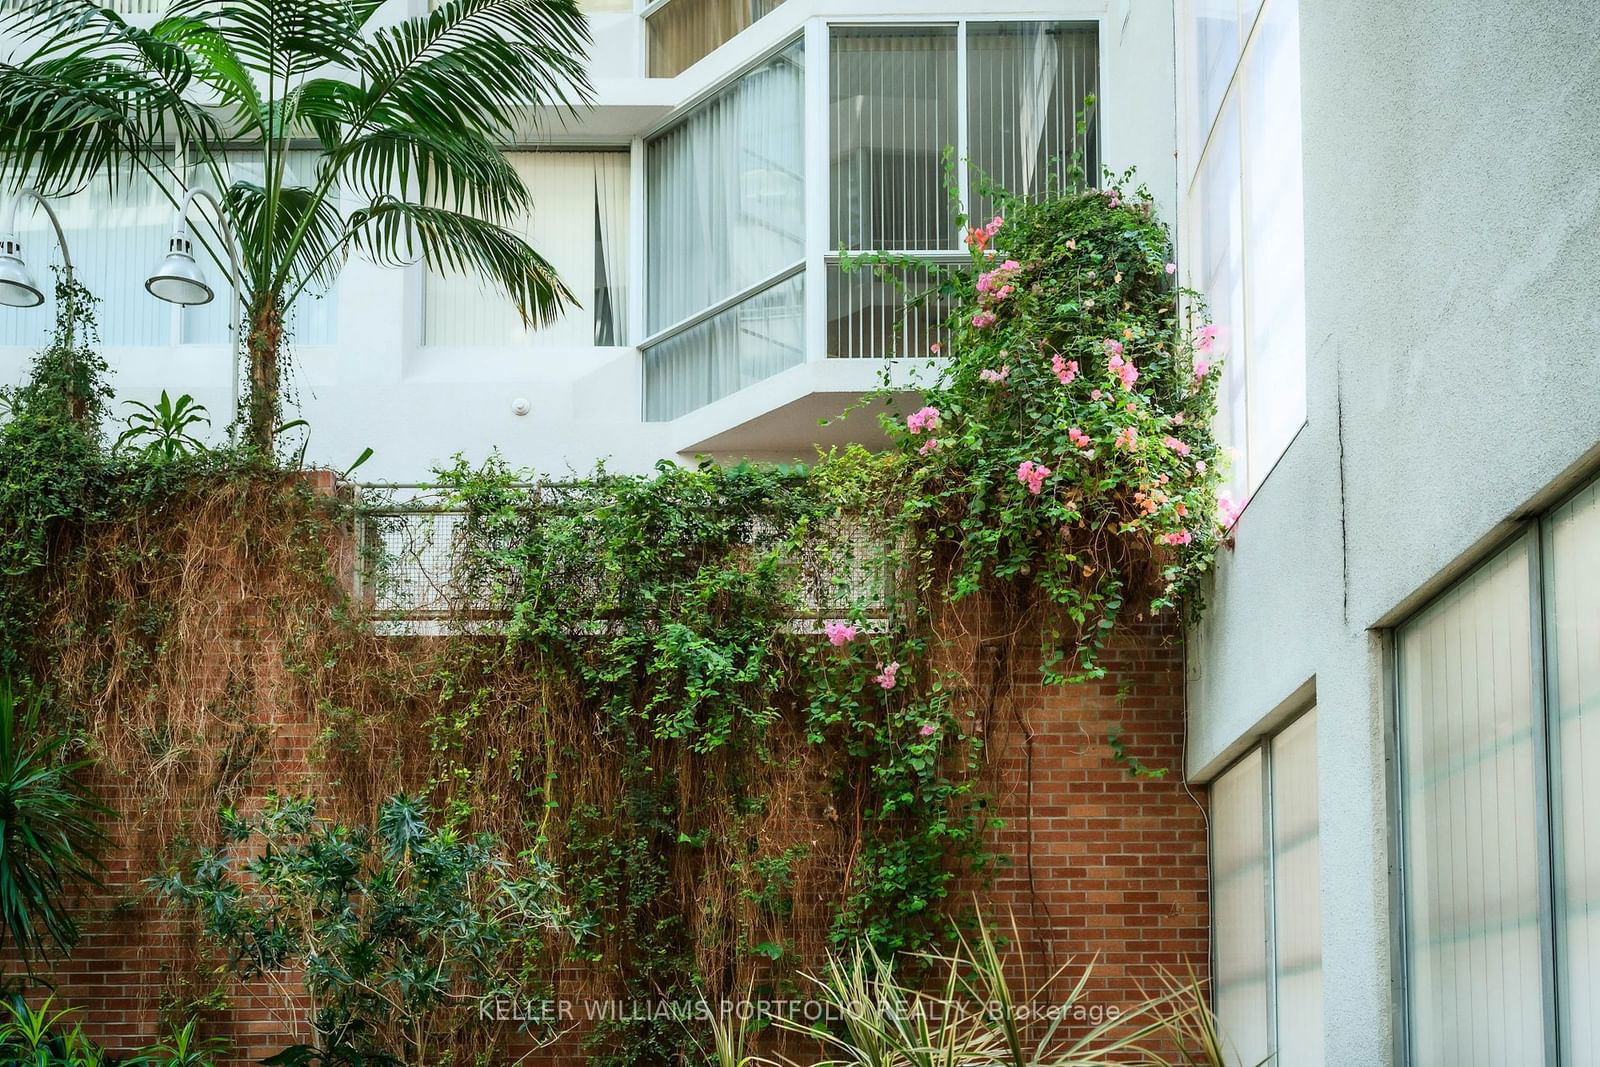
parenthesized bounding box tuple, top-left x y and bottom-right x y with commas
(245, 291, 284, 452)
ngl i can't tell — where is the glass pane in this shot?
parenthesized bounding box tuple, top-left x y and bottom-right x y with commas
(1189, 0, 1241, 142)
(829, 26, 957, 252)
(1214, 749, 1271, 1067)
(1272, 710, 1323, 1067)
(425, 151, 629, 348)
(965, 22, 1099, 222)
(0, 162, 177, 348)
(1193, 100, 1246, 498)
(647, 40, 805, 333)
(1240, 0, 1305, 486)
(1398, 539, 1547, 1067)
(642, 273, 803, 421)
(826, 258, 952, 359)
(646, 0, 787, 78)
(1548, 480, 1600, 1065)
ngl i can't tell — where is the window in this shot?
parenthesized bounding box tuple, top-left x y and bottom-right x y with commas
(642, 39, 804, 421)
(0, 149, 335, 349)
(1212, 708, 1323, 1067)
(646, 0, 787, 78)
(1396, 475, 1600, 1064)
(827, 22, 1097, 358)
(1182, 0, 1304, 499)
(424, 151, 629, 348)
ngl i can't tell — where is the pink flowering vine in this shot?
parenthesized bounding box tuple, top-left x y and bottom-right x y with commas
(1103, 338, 1124, 358)
(1162, 530, 1194, 546)
(918, 437, 940, 456)
(1163, 435, 1192, 457)
(1051, 353, 1078, 385)
(824, 621, 858, 646)
(1217, 490, 1242, 528)
(1068, 426, 1092, 450)
(979, 365, 1010, 383)
(905, 406, 941, 434)
(1115, 426, 1138, 450)
(1195, 325, 1218, 354)
(874, 662, 899, 690)
(971, 311, 997, 329)
(1016, 461, 1051, 495)
(1108, 352, 1139, 390)
(918, 722, 937, 737)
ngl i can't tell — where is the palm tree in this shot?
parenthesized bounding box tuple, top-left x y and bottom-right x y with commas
(0, 0, 592, 450)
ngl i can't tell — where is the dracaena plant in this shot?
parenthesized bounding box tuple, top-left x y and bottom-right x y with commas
(0, 0, 592, 451)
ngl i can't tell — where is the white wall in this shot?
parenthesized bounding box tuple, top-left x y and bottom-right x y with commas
(0, 0, 1177, 482)
(1186, 1, 1600, 1063)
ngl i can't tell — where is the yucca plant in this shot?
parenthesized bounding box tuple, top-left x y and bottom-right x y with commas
(0, 0, 592, 450)
(0, 682, 109, 966)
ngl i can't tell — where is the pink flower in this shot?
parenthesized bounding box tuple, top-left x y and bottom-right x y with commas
(985, 215, 1004, 237)
(1196, 459, 1207, 473)
(930, 342, 942, 355)
(971, 311, 997, 329)
(1103, 338, 1124, 358)
(1108, 353, 1139, 390)
(1217, 490, 1242, 528)
(1195, 325, 1219, 354)
(1163, 435, 1191, 457)
(1106, 188, 1121, 209)
(1161, 530, 1194, 546)
(979, 365, 1010, 383)
(1016, 461, 1052, 495)
(1050, 353, 1078, 385)
(965, 227, 990, 252)
(1193, 357, 1210, 382)
(918, 437, 940, 456)
(919, 722, 937, 737)
(1165, 262, 1177, 275)
(1090, 389, 1103, 400)
(905, 406, 941, 434)
(1068, 426, 1092, 450)
(874, 662, 900, 690)
(1115, 426, 1138, 450)
(824, 621, 858, 646)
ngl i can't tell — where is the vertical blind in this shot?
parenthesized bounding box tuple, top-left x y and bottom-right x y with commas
(646, 40, 804, 336)
(642, 272, 802, 422)
(1271, 710, 1324, 1067)
(1398, 539, 1547, 1066)
(646, 0, 787, 78)
(1213, 749, 1272, 1067)
(966, 22, 1099, 222)
(425, 151, 629, 348)
(1547, 483, 1600, 1065)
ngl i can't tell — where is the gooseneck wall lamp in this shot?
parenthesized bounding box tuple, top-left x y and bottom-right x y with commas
(0, 189, 73, 309)
(145, 187, 243, 433)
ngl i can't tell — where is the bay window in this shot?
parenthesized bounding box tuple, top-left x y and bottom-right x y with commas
(1182, 0, 1305, 499)
(1212, 708, 1324, 1067)
(1396, 474, 1600, 1064)
(424, 151, 629, 348)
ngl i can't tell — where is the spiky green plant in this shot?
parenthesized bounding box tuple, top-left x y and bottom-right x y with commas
(0, 682, 109, 966)
(0, 0, 592, 449)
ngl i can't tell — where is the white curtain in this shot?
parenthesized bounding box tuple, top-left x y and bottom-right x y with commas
(645, 40, 804, 334)
(424, 150, 629, 348)
(1549, 481, 1600, 1065)
(1213, 749, 1271, 1067)
(1399, 538, 1547, 1067)
(1271, 710, 1323, 1067)
(643, 272, 802, 421)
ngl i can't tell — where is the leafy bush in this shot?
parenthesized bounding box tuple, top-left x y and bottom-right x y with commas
(0, 682, 108, 965)
(156, 793, 582, 1065)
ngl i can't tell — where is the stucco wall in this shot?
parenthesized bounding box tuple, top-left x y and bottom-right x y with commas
(1185, 2, 1600, 1063)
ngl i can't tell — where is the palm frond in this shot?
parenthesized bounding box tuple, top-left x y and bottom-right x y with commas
(228, 181, 346, 293)
(356, 0, 592, 140)
(165, 0, 367, 82)
(337, 127, 531, 221)
(345, 198, 572, 326)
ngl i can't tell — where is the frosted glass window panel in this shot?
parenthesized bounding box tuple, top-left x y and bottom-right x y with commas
(184, 150, 337, 346)
(826, 260, 953, 359)
(1240, 0, 1306, 485)
(1271, 710, 1323, 1067)
(646, 41, 804, 333)
(425, 152, 629, 347)
(1213, 750, 1271, 1067)
(643, 273, 802, 422)
(646, 0, 786, 78)
(1398, 539, 1547, 1067)
(966, 23, 1099, 223)
(0, 165, 179, 348)
(1189, 0, 1240, 143)
(1548, 482, 1600, 1066)
(829, 27, 957, 252)
(1195, 100, 1247, 499)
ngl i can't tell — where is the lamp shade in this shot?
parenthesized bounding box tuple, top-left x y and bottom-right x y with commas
(0, 237, 43, 308)
(144, 235, 214, 306)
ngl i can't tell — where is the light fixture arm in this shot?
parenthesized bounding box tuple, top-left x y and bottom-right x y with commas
(3, 189, 73, 278)
(171, 187, 243, 437)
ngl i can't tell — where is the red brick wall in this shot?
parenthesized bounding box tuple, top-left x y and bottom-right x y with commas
(20, 616, 1207, 1063)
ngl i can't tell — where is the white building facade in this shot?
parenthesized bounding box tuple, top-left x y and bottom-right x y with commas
(6, 1, 1600, 1065)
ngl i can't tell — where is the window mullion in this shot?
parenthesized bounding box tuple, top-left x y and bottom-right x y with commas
(1262, 739, 1280, 1058)
(1531, 522, 1563, 1065)
(955, 19, 970, 236)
